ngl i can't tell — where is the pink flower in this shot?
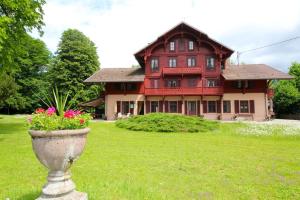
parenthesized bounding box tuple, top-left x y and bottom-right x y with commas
(27, 117, 32, 123)
(79, 118, 85, 124)
(64, 110, 76, 118)
(74, 110, 81, 116)
(47, 107, 56, 116)
(35, 108, 45, 114)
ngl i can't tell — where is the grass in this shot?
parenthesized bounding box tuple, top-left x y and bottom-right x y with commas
(0, 115, 300, 199)
(115, 113, 219, 132)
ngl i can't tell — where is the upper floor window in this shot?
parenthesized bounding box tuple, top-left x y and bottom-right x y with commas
(206, 57, 215, 69)
(188, 41, 194, 50)
(151, 58, 159, 72)
(188, 78, 197, 87)
(166, 79, 179, 88)
(187, 57, 196, 67)
(179, 39, 185, 51)
(169, 57, 177, 68)
(150, 79, 159, 88)
(126, 83, 137, 91)
(114, 83, 126, 91)
(169, 41, 175, 51)
(207, 79, 219, 87)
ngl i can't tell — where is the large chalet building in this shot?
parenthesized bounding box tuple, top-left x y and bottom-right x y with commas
(85, 22, 292, 121)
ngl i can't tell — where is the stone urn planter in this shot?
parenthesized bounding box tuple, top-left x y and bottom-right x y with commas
(29, 128, 90, 200)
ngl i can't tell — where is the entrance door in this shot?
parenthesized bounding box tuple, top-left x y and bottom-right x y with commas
(137, 101, 144, 115)
(187, 101, 197, 115)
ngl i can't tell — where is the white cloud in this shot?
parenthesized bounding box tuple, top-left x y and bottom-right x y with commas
(36, 0, 300, 70)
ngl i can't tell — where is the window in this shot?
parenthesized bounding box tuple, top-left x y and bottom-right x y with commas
(169, 57, 177, 67)
(240, 100, 249, 113)
(235, 80, 254, 89)
(127, 83, 137, 91)
(187, 57, 196, 67)
(114, 83, 126, 91)
(208, 101, 216, 113)
(206, 57, 215, 69)
(169, 101, 178, 113)
(237, 80, 242, 88)
(179, 39, 185, 51)
(151, 79, 159, 88)
(170, 41, 175, 51)
(188, 41, 194, 50)
(187, 101, 197, 115)
(151, 58, 159, 72)
(188, 78, 197, 87)
(223, 100, 231, 113)
(151, 101, 159, 112)
(207, 79, 219, 87)
(167, 79, 179, 87)
(122, 101, 129, 114)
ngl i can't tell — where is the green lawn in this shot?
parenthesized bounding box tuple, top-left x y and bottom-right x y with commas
(0, 115, 300, 199)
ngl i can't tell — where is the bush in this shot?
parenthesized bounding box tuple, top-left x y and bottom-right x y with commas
(115, 113, 219, 133)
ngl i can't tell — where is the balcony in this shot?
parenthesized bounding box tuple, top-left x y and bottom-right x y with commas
(162, 67, 202, 75)
(144, 87, 223, 96)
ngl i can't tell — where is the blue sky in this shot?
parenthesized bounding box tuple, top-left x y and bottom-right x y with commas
(35, 0, 300, 72)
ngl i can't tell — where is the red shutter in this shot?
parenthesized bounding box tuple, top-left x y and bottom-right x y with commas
(216, 100, 221, 113)
(197, 100, 201, 116)
(250, 100, 255, 113)
(159, 101, 163, 112)
(117, 101, 121, 113)
(130, 101, 134, 114)
(150, 79, 154, 88)
(203, 101, 207, 113)
(185, 101, 188, 115)
(146, 101, 150, 113)
(234, 100, 239, 114)
(164, 101, 169, 113)
(178, 101, 182, 113)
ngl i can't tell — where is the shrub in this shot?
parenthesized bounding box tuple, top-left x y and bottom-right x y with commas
(115, 113, 219, 133)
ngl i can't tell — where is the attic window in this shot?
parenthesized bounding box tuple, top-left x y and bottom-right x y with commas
(170, 41, 175, 51)
(188, 41, 194, 50)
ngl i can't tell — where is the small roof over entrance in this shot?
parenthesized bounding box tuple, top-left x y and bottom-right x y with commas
(78, 98, 104, 108)
(222, 64, 293, 80)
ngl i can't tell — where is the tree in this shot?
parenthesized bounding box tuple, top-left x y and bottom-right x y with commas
(0, 0, 45, 71)
(48, 29, 101, 107)
(0, 34, 51, 113)
(289, 62, 300, 91)
(0, 73, 18, 106)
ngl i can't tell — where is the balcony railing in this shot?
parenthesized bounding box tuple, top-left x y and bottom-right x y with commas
(162, 67, 202, 75)
(144, 87, 223, 96)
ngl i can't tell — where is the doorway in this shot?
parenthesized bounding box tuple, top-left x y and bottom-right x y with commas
(187, 101, 197, 115)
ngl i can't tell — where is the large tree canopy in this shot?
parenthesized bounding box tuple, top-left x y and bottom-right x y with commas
(274, 62, 300, 115)
(0, 0, 45, 70)
(0, 34, 51, 113)
(48, 29, 101, 107)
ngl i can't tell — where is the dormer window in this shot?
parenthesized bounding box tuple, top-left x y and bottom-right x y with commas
(170, 41, 175, 51)
(188, 41, 194, 50)
(169, 57, 177, 67)
(206, 57, 215, 69)
(151, 58, 159, 72)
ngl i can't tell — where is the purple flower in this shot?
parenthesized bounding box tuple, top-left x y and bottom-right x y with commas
(47, 107, 56, 116)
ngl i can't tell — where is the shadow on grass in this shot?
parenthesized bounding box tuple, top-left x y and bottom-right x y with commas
(0, 123, 27, 134)
(17, 191, 40, 200)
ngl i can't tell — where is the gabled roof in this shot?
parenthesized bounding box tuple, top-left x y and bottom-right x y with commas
(134, 22, 234, 67)
(222, 64, 293, 80)
(84, 68, 145, 83)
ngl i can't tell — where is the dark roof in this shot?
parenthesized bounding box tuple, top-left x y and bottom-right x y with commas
(84, 68, 145, 83)
(222, 64, 293, 80)
(78, 98, 104, 107)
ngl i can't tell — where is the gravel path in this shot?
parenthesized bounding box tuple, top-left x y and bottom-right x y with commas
(242, 119, 300, 128)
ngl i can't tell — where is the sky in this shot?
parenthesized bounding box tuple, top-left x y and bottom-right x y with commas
(35, 0, 300, 72)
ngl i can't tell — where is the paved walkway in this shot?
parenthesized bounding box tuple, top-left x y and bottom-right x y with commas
(241, 119, 300, 128)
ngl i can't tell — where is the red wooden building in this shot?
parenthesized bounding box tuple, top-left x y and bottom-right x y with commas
(85, 22, 292, 120)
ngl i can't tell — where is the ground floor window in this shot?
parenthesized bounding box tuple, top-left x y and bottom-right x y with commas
(240, 100, 249, 113)
(187, 101, 197, 115)
(151, 101, 159, 112)
(169, 101, 178, 113)
(223, 100, 231, 113)
(117, 101, 134, 115)
(208, 101, 216, 113)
